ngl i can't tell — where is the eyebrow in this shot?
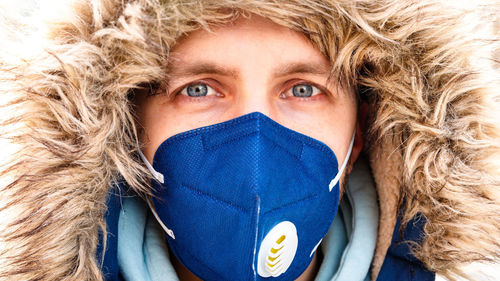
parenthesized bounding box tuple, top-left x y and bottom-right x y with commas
(274, 61, 331, 77)
(166, 60, 331, 80)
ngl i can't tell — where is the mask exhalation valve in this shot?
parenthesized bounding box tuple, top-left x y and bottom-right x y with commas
(257, 221, 298, 277)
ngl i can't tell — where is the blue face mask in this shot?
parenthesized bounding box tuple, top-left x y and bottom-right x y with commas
(139, 112, 354, 281)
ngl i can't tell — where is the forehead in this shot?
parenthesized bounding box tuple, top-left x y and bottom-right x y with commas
(167, 14, 332, 73)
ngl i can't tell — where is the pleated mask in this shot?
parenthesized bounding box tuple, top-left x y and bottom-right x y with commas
(139, 112, 355, 281)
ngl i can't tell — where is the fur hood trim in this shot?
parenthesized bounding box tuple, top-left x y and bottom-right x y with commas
(1, 0, 499, 280)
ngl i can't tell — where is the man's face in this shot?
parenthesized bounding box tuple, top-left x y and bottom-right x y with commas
(135, 15, 359, 186)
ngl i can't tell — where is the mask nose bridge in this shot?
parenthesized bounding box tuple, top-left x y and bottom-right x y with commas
(201, 114, 260, 151)
(200, 113, 266, 198)
(228, 113, 305, 194)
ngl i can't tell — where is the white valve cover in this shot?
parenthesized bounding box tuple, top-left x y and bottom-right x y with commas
(257, 221, 298, 278)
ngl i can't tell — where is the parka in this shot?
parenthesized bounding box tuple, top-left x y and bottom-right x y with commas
(1, 0, 499, 280)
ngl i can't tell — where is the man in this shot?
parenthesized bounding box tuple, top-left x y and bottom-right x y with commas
(131, 14, 362, 281)
(1, 0, 499, 280)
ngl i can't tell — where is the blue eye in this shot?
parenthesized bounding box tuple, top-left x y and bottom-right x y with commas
(293, 84, 312, 97)
(180, 83, 218, 97)
(290, 84, 322, 98)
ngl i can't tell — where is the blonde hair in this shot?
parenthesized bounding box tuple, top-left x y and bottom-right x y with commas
(1, 0, 499, 280)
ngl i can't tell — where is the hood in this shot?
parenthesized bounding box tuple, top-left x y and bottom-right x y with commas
(1, 0, 499, 280)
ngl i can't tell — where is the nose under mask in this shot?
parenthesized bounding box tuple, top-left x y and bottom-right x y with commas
(139, 112, 355, 281)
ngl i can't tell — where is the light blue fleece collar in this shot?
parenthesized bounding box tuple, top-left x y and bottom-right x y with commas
(116, 194, 178, 281)
(315, 155, 379, 281)
(117, 156, 378, 281)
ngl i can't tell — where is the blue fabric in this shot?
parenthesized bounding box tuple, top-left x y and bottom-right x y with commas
(120, 198, 350, 281)
(97, 182, 123, 281)
(99, 185, 434, 281)
(117, 188, 350, 281)
(150, 112, 343, 281)
(376, 215, 435, 281)
(115, 155, 377, 281)
(97, 140, 433, 281)
(108, 192, 434, 281)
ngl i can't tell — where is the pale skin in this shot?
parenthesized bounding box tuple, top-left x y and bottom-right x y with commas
(135, 14, 363, 281)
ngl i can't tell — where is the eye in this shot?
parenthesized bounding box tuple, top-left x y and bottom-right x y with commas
(179, 83, 219, 97)
(282, 83, 323, 98)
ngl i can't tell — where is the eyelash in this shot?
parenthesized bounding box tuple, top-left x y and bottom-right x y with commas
(175, 80, 325, 99)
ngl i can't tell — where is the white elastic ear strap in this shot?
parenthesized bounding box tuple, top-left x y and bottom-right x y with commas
(147, 198, 176, 240)
(138, 149, 174, 239)
(329, 132, 356, 192)
(138, 149, 164, 184)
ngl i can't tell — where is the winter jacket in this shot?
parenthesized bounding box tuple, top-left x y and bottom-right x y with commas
(1, 0, 499, 280)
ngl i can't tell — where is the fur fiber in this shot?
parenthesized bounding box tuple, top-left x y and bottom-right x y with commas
(1, 0, 499, 280)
